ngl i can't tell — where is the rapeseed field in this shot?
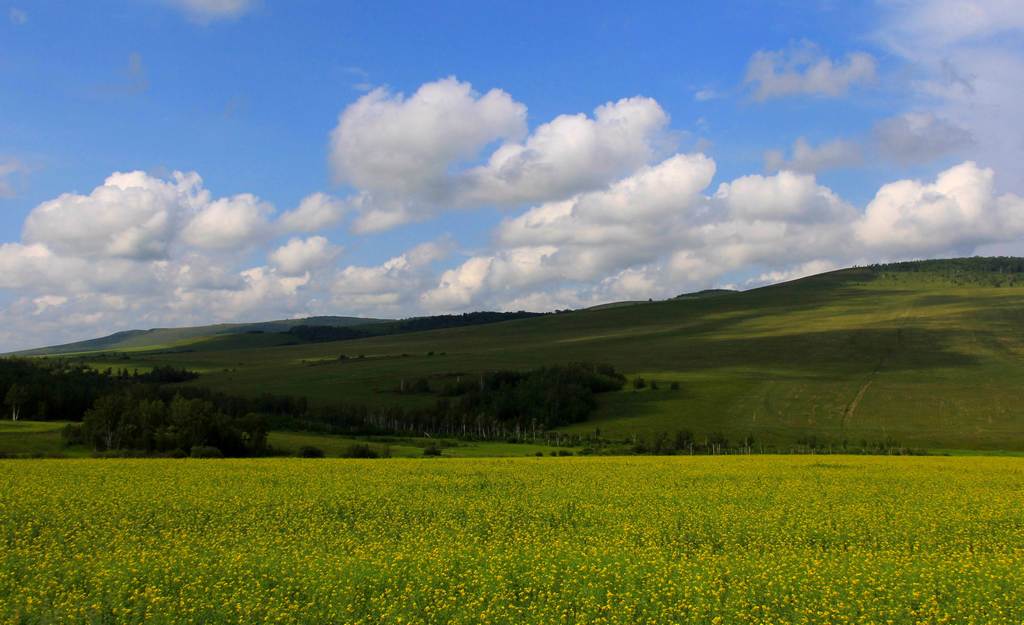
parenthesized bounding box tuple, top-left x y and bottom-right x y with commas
(0, 456, 1021, 624)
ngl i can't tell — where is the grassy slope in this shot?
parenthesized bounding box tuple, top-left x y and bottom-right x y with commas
(267, 431, 576, 458)
(14, 315, 388, 356)
(0, 420, 90, 456)
(45, 265, 1024, 450)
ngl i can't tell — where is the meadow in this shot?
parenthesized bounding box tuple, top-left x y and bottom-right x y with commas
(0, 420, 576, 459)
(1, 455, 1022, 624)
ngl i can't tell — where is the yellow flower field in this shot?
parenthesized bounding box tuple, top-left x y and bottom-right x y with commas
(0, 456, 1021, 624)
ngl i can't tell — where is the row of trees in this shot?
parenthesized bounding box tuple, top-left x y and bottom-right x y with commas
(0, 359, 182, 422)
(287, 311, 545, 344)
(281, 363, 627, 439)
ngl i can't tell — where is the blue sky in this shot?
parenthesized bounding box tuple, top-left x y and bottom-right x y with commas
(1, 0, 1023, 350)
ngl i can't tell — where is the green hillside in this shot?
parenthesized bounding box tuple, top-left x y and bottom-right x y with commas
(36, 258, 1024, 450)
(14, 315, 388, 356)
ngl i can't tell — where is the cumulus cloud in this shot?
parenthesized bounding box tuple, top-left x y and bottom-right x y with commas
(713, 170, 854, 224)
(455, 96, 672, 207)
(269, 236, 340, 275)
(333, 240, 451, 312)
(23, 171, 207, 259)
(423, 153, 859, 311)
(856, 161, 1024, 256)
(0, 169, 364, 349)
(872, 112, 974, 165)
(455, 155, 1024, 313)
(329, 77, 675, 232)
(22, 169, 269, 258)
(763, 137, 862, 174)
(163, 0, 256, 22)
(745, 41, 876, 100)
(329, 77, 526, 199)
(277, 193, 348, 233)
(181, 194, 273, 250)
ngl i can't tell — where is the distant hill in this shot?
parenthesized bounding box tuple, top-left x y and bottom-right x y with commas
(673, 288, 738, 300)
(13, 316, 388, 356)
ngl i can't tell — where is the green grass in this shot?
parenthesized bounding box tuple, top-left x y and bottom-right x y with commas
(39, 262, 1024, 450)
(13, 315, 387, 356)
(2, 456, 1022, 624)
(0, 420, 89, 456)
(268, 431, 577, 458)
(0, 421, 572, 459)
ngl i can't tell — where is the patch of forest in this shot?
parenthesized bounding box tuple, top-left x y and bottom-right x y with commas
(286, 310, 545, 343)
(0, 357, 625, 457)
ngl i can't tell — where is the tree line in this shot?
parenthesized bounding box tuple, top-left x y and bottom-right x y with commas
(287, 310, 545, 343)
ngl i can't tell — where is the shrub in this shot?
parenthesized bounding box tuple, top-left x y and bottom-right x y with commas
(633, 377, 647, 390)
(297, 445, 326, 458)
(556, 450, 574, 456)
(423, 444, 443, 457)
(670, 381, 680, 391)
(190, 446, 224, 459)
(650, 380, 659, 390)
(60, 424, 85, 447)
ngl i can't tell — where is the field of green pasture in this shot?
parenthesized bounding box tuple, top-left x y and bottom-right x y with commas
(0, 420, 89, 457)
(69, 267, 1024, 451)
(1, 455, 1021, 624)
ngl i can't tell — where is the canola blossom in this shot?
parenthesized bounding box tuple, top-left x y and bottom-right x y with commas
(0, 456, 1022, 624)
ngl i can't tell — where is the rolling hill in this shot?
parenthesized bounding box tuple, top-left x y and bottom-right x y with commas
(23, 257, 1024, 451)
(13, 315, 389, 356)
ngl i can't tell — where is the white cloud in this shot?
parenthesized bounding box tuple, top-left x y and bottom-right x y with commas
(876, 1, 1024, 191)
(330, 77, 675, 232)
(856, 160, 1024, 256)
(32, 295, 67, 315)
(329, 77, 526, 199)
(423, 151, 867, 312)
(877, 0, 1024, 54)
(269, 236, 340, 275)
(714, 170, 854, 223)
(277, 192, 348, 233)
(424, 154, 718, 309)
(872, 112, 974, 165)
(747, 259, 839, 287)
(455, 96, 673, 207)
(333, 240, 451, 312)
(23, 170, 207, 259)
(745, 41, 876, 100)
(763, 137, 862, 174)
(163, 0, 256, 22)
(181, 193, 273, 250)
(0, 169, 362, 349)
